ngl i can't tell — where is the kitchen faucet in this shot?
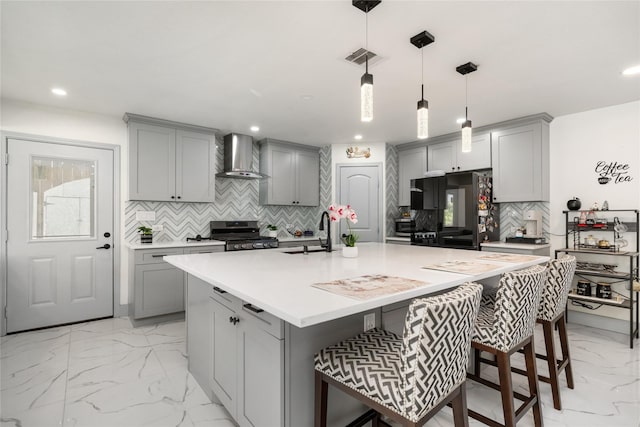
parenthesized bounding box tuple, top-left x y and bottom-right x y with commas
(319, 211, 332, 252)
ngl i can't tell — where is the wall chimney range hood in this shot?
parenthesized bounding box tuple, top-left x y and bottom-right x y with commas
(216, 133, 266, 179)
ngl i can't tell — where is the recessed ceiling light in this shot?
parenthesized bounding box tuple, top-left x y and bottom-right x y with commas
(250, 126, 260, 132)
(51, 87, 67, 96)
(301, 95, 313, 101)
(622, 65, 640, 76)
(456, 118, 465, 124)
(354, 134, 363, 140)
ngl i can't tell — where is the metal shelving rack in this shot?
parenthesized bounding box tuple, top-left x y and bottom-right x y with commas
(556, 209, 639, 348)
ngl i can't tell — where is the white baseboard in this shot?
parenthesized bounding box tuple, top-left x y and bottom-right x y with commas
(566, 310, 629, 335)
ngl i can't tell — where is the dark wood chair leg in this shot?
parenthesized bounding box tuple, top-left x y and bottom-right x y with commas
(314, 371, 328, 427)
(524, 341, 544, 427)
(542, 319, 562, 410)
(496, 351, 517, 427)
(474, 348, 481, 377)
(451, 382, 469, 427)
(557, 315, 574, 389)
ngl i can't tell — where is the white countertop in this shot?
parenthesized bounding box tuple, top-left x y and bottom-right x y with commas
(164, 243, 548, 328)
(481, 241, 551, 250)
(126, 240, 226, 250)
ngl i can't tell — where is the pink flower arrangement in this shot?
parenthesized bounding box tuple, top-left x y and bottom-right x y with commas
(328, 204, 359, 246)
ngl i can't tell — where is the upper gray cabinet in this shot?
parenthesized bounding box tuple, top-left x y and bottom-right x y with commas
(259, 139, 320, 206)
(398, 147, 427, 206)
(491, 118, 550, 202)
(125, 113, 216, 202)
(427, 133, 491, 172)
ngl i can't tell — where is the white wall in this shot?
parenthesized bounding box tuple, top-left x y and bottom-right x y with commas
(331, 143, 387, 240)
(0, 99, 131, 306)
(550, 100, 640, 321)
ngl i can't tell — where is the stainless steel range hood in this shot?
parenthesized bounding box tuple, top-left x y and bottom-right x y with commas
(216, 133, 266, 179)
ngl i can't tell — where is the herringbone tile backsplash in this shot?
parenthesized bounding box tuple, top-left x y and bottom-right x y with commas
(125, 137, 331, 243)
(385, 144, 400, 235)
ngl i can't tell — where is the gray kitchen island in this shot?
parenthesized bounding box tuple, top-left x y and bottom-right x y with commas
(164, 243, 548, 427)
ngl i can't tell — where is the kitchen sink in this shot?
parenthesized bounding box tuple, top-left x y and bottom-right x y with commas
(284, 248, 335, 254)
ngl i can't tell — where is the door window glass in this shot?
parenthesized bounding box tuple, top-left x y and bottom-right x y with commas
(31, 156, 95, 239)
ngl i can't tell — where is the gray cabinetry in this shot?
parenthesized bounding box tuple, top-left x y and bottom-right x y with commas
(132, 247, 184, 319)
(130, 245, 223, 320)
(125, 113, 216, 202)
(397, 147, 427, 206)
(259, 139, 320, 206)
(491, 119, 550, 202)
(427, 133, 491, 172)
(209, 288, 285, 426)
(186, 274, 214, 401)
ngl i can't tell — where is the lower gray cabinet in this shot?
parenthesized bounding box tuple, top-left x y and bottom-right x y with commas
(130, 245, 224, 319)
(186, 275, 214, 401)
(134, 263, 185, 318)
(209, 288, 284, 427)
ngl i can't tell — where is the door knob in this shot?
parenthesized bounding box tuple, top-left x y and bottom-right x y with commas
(96, 244, 111, 249)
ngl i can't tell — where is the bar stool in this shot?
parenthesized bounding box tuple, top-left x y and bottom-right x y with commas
(468, 265, 547, 427)
(517, 255, 576, 410)
(314, 282, 482, 427)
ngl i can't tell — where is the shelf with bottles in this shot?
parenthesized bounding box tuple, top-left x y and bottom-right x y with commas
(567, 291, 631, 309)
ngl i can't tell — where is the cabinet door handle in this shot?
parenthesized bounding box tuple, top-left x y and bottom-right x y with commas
(151, 254, 168, 258)
(243, 303, 264, 314)
(229, 316, 240, 325)
(177, 196, 181, 199)
(171, 195, 175, 199)
(213, 286, 227, 294)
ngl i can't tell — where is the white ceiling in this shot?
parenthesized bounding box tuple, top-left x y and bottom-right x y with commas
(1, 1, 639, 146)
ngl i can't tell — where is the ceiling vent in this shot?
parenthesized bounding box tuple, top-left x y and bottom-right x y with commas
(345, 48, 381, 67)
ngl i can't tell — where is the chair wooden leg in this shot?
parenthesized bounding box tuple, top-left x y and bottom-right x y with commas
(524, 341, 544, 427)
(542, 320, 562, 410)
(557, 315, 574, 389)
(474, 348, 481, 377)
(314, 371, 328, 427)
(496, 351, 517, 427)
(451, 382, 469, 427)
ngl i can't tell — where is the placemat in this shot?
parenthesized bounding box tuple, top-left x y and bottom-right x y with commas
(422, 260, 501, 275)
(477, 253, 540, 263)
(311, 274, 428, 300)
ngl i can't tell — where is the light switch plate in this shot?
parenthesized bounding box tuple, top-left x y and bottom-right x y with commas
(364, 313, 375, 331)
(152, 224, 163, 232)
(135, 211, 156, 221)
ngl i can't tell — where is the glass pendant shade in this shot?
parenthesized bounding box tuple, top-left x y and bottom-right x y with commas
(417, 99, 429, 139)
(361, 72, 373, 122)
(461, 120, 472, 152)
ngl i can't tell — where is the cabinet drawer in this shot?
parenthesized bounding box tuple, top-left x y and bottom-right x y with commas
(185, 245, 224, 254)
(241, 301, 284, 340)
(135, 248, 184, 264)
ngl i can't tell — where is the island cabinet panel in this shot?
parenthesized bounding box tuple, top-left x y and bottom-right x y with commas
(491, 120, 550, 202)
(427, 133, 491, 173)
(209, 288, 285, 426)
(398, 146, 427, 206)
(259, 139, 320, 206)
(126, 114, 216, 202)
(186, 275, 214, 401)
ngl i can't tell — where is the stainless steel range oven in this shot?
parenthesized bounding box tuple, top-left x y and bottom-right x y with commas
(186, 220, 279, 251)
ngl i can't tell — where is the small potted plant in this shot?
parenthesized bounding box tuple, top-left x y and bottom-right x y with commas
(266, 224, 278, 238)
(328, 204, 359, 258)
(137, 226, 153, 244)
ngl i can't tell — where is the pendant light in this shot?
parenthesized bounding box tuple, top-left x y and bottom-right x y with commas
(456, 62, 477, 153)
(411, 31, 435, 139)
(353, 1, 381, 122)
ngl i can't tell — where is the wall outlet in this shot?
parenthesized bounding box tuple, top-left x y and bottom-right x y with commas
(364, 313, 375, 331)
(152, 224, 163, 232)
(135, 210, 156, 221)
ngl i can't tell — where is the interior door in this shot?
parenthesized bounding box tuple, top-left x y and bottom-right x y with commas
(337, 164, 381, 242)
(6, 139, 114, 333)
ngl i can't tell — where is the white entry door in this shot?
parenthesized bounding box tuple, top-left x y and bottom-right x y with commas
(337, 164, 382, 242)
(6, 139, 114, 333)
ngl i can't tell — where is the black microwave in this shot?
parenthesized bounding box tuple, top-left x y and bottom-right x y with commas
(394, 218, 415, 236)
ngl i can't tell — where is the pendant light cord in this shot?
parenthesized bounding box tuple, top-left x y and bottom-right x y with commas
(365, 9, 369, 73)
(465, 75, 469, 119)
(421, 48, 424, 100)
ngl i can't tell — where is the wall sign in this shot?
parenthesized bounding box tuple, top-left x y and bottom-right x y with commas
(346, 146, 371, 159)
(595, 161, 633, 184)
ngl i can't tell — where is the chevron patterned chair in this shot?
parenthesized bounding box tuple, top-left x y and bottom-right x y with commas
(468, 264, 547, 427)
(482, 255, 577, 411)
(314, 282, 483, 427)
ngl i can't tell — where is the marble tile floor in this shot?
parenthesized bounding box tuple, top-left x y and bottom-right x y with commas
(0, 318, 638, 427)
